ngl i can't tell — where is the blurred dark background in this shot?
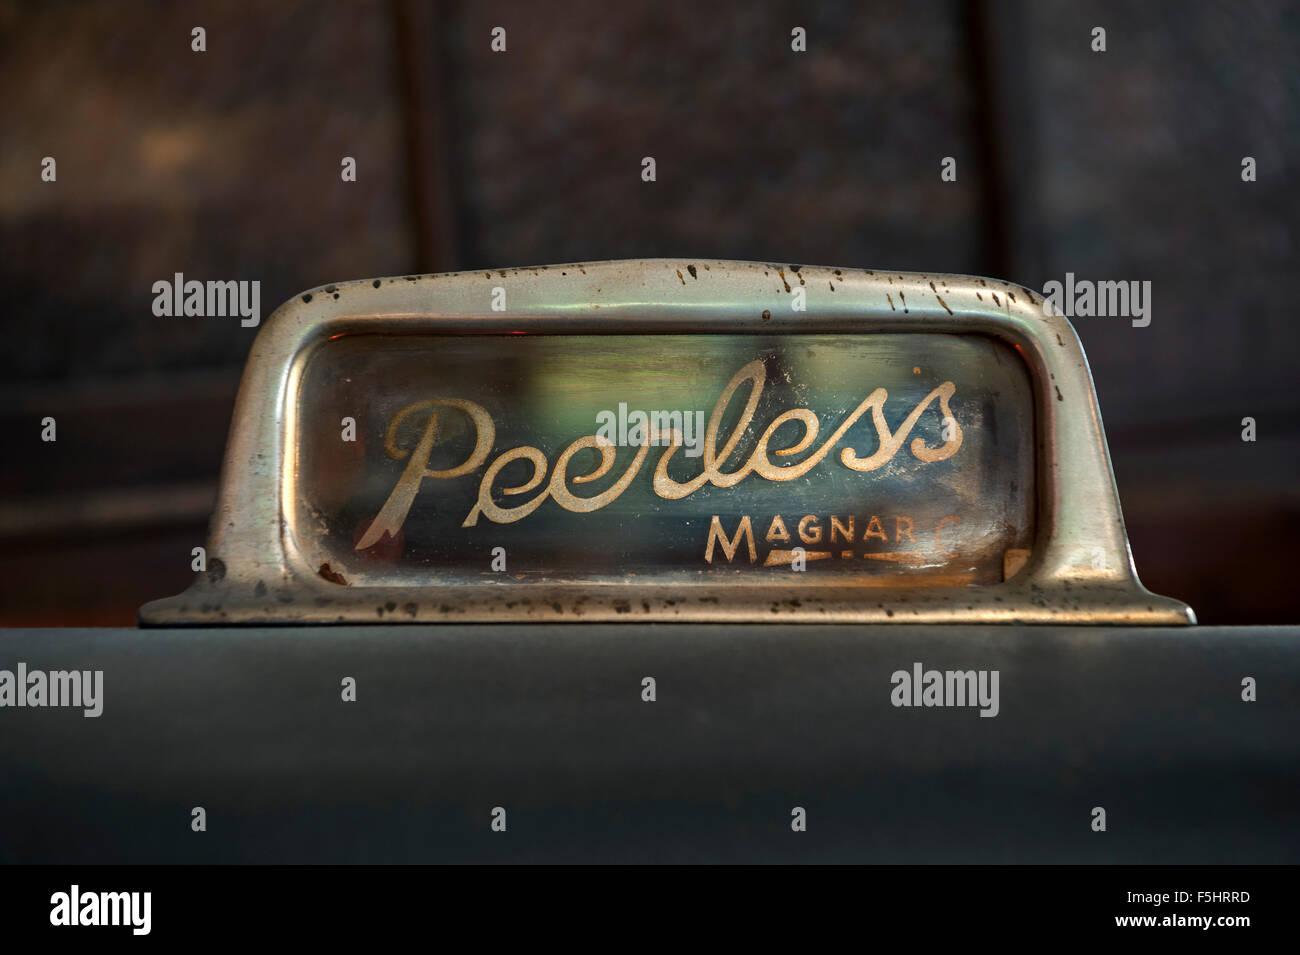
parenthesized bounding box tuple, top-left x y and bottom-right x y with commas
(0, 0, 1296, 625)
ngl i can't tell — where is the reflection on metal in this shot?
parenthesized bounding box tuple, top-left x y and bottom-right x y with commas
(299, 334, 1030, 589)
(140, 260, 1195, 625)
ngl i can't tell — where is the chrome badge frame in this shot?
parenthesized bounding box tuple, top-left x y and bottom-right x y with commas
(140, 259, 1195, 626)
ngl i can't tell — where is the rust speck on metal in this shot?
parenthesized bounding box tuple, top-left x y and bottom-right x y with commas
(318, 563, 348, 585)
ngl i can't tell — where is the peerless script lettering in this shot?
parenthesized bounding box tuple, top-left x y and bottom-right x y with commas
(355, 360, 962, 549)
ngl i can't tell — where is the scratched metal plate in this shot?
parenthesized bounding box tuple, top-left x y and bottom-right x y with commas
(290, 333, 1034, 588)
(140, 260, 1195, 625)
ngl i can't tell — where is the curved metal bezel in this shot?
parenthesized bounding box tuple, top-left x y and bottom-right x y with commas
(141, 259, 1194, 625)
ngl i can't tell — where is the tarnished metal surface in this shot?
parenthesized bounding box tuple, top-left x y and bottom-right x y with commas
(293, 333, 1034, 585)
(140, 259, 1194, 625)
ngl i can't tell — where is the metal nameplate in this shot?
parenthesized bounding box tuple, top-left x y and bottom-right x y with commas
(140, 260, 1194, 625)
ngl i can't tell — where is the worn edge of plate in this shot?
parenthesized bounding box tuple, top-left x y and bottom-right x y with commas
(139, 259, 1196, 626)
